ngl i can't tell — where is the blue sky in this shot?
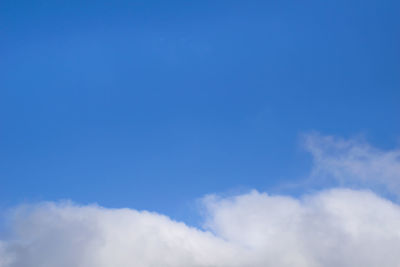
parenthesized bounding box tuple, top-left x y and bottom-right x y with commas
(1, 0, 399, 225)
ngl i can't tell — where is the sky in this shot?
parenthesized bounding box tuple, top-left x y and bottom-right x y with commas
(0, 1, 400, 266)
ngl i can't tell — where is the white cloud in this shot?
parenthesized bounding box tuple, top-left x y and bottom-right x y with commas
(304, 133, 400, 195)
(0, 203, 245, 267)
(204, 189, 400, 267)
(1, 189, 400, 267)
(1, 134, 400, 267)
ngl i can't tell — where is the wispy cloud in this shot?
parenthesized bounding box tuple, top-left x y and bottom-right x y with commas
(304, 132, 400, 195)
(1, 133, 400, 267)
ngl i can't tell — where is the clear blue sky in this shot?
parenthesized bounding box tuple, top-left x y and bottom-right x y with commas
(1, 0, 399, 222)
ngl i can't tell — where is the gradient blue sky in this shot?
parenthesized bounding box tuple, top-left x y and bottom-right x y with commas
(1, 0, 399, 223)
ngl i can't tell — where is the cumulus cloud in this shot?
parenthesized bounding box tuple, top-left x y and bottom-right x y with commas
(0, 203, 244, 267)
(1, 134, 400, 267)
(1, 190, 400, 267)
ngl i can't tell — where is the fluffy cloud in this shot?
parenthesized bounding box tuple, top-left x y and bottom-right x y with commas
(204, 189, 400, 266)
(0, 203, 243, 267)
(1, 134, 400, 267)
(1, 190, 400, 267)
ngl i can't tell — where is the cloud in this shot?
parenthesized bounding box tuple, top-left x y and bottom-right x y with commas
(204, 189, 400, 266)
(304, 133, 400, 195)
(1, 134, 400, 267)
(1, 190, 400, 267)
(0, 202, 240, 267)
